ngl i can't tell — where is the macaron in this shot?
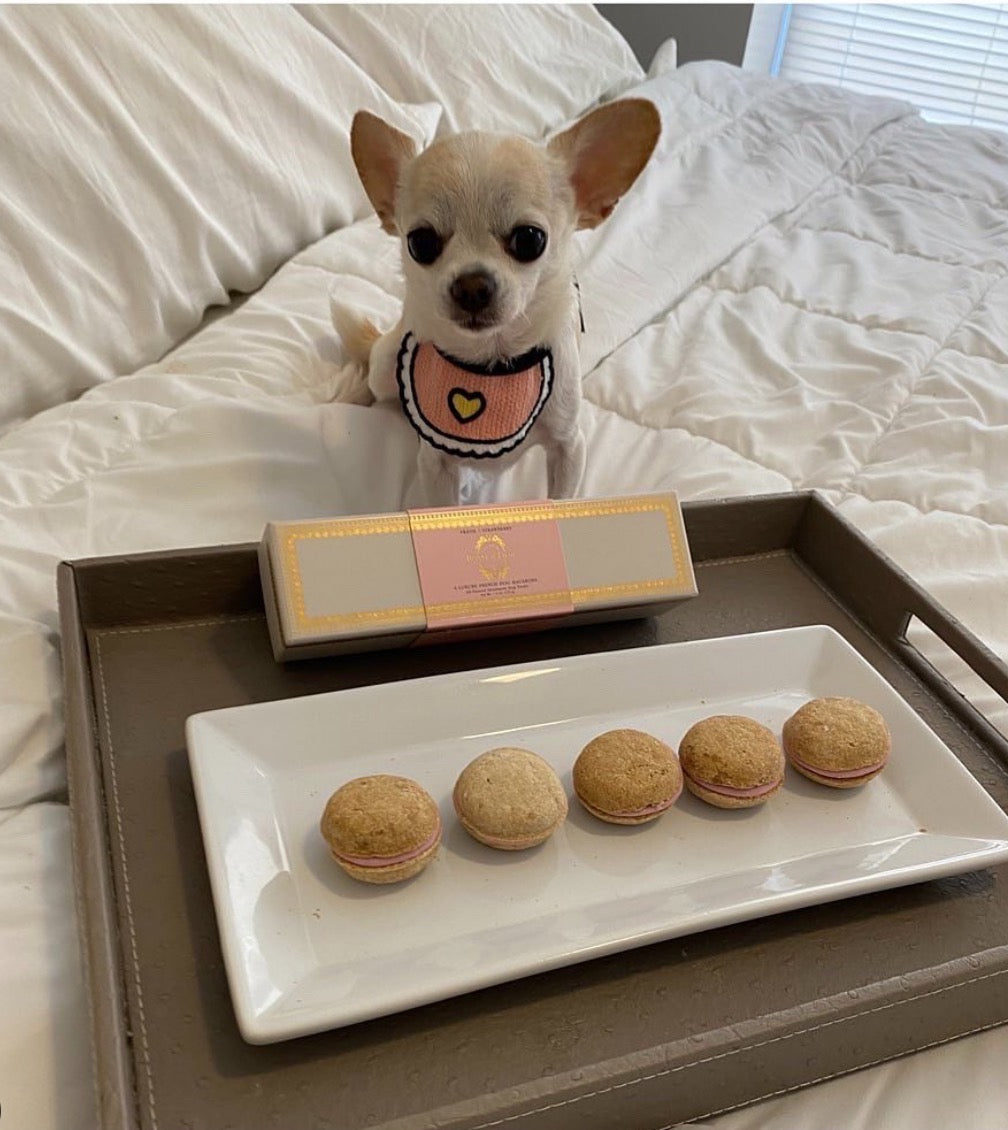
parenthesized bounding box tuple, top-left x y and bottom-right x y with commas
(678, 715, 785, 809)
(453, 747, 568, 850)
(783, 697, 891, 788)
(320, 774, 442, 884)
(572, 728, 683, 825)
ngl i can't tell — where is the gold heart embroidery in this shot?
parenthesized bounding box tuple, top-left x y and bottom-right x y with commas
(448, 387, 486, 424)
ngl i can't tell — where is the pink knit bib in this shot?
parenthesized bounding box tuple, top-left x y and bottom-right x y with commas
(396, 333, 554, 458)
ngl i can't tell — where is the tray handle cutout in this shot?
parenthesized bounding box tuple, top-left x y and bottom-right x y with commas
(896, 607, 1008, 761)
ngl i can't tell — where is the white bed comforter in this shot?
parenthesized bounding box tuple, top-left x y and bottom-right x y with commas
(3, 46, 1008, 1130)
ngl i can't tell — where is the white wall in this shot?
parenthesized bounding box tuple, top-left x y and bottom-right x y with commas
(597, 3, 754, 69)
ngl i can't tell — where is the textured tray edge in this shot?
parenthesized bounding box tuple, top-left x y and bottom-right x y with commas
(58, 562, 139, 1130)
(421, 945, 1008, 1130)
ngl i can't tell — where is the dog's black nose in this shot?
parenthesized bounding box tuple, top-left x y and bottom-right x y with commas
(450, 272, 497, 315)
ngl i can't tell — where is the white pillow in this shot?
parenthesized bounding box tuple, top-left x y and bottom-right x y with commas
(0, 5, 439, 433)
(296, 3, 645, 137)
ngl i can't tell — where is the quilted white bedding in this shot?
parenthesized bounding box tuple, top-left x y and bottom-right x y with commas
(2, 6, 1007, 1128)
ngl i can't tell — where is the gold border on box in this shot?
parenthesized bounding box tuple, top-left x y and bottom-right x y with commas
(280, 496, 693, 632)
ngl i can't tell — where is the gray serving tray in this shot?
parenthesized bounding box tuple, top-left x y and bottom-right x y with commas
(58, 492, 1008, 1130)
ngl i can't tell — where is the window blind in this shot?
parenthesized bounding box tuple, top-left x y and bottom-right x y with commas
(773, 4, 1008, 132)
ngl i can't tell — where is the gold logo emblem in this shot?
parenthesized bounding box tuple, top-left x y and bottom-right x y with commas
(469, 532, 510, 580)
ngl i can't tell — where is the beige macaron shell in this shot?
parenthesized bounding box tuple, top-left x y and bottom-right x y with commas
(320, 774, 442, 884)
(783, 697, 891, 788)
(678, 715, 785, 810)
(572, 729, 683, 824)
(453, 748, 568, 850)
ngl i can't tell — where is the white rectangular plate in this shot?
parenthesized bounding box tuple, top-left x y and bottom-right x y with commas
(186, 625, 1008, 1044)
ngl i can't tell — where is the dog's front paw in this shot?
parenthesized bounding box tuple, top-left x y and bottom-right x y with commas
(547, 430, 586, 499)
(330, 362, 375, 406)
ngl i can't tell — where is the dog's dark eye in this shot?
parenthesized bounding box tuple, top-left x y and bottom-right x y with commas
(406, 226, 444, 265)
(507, 225, 547, 263)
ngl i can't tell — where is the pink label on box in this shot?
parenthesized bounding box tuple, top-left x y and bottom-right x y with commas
(407, 506, 573, 631)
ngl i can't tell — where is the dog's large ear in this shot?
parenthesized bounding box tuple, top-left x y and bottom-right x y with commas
(350, 110, 417, 234)
(548, 99, 661, 230)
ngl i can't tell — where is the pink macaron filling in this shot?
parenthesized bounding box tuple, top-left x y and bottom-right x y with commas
(464, 827, 547, 850)
(607, 780, 683, 819)
(685, 773, 781, 799)
(336, 824, 440, 868)
(789, 752, 888, 780)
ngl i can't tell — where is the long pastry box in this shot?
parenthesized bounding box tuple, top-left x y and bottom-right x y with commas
(258, 493, 697, 659)
(59, 492, 1008, 1130)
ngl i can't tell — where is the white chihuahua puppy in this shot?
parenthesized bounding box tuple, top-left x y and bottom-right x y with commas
(331, 99, 660, 506)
